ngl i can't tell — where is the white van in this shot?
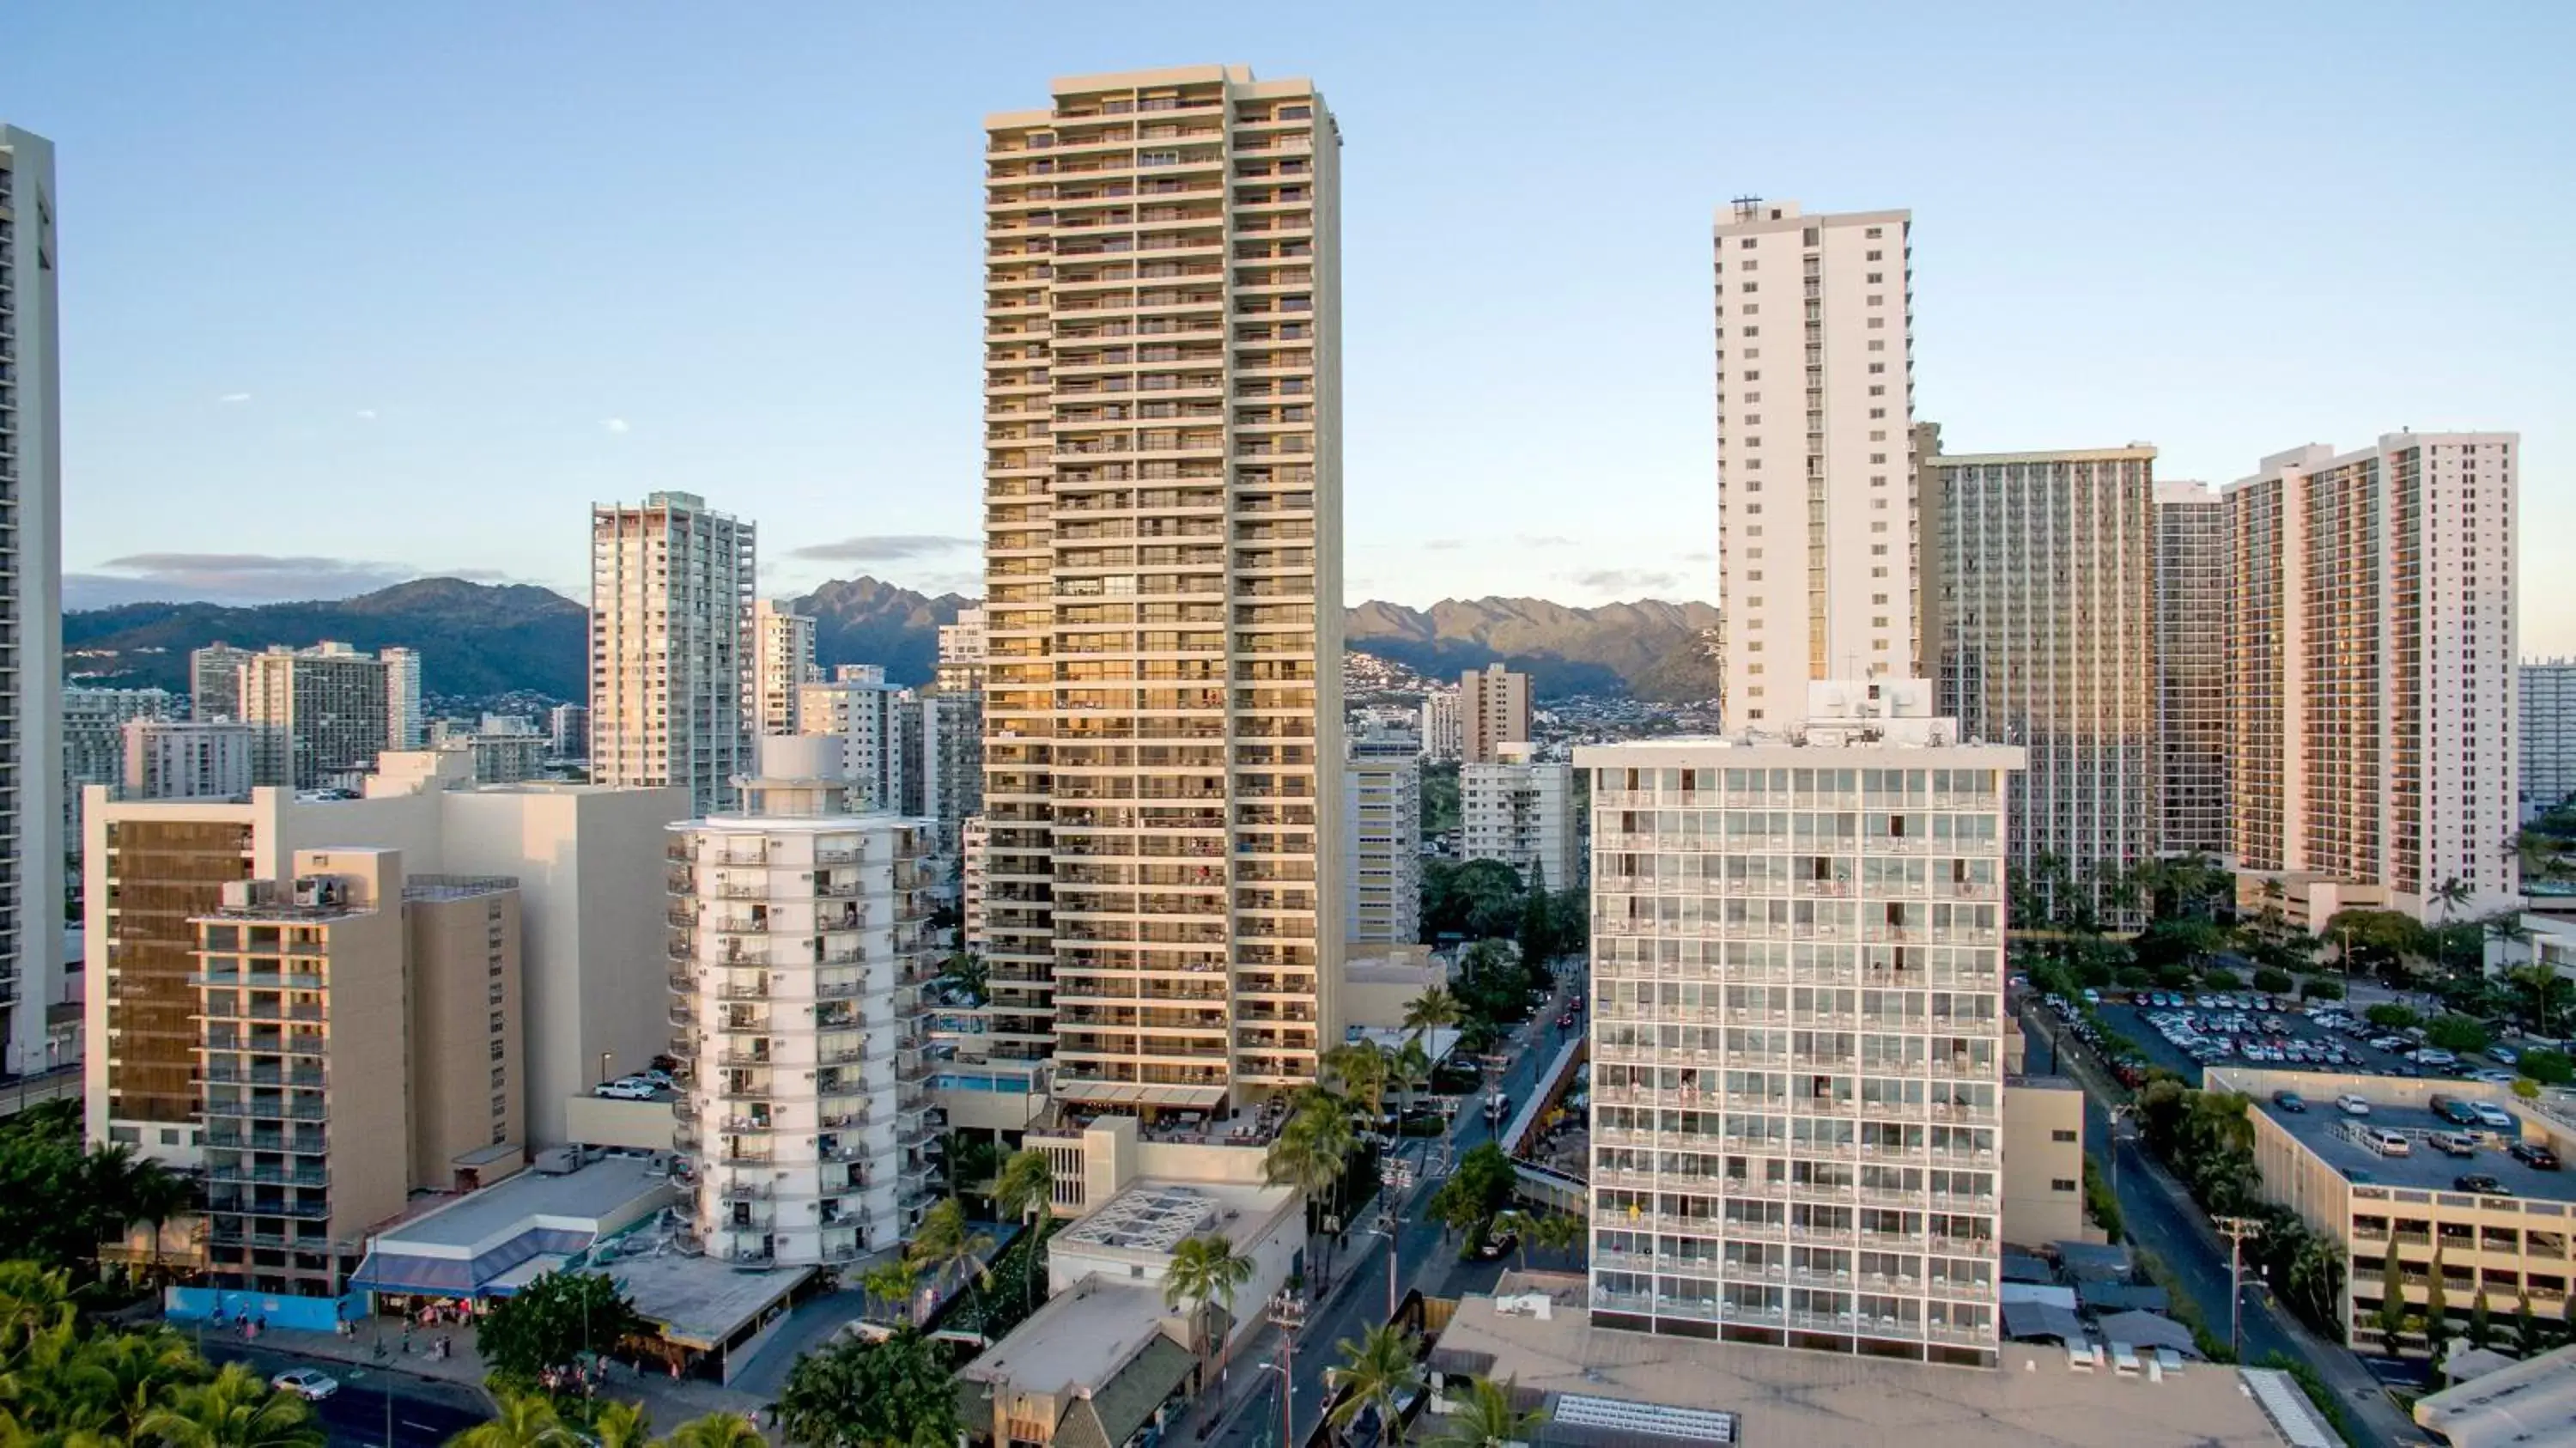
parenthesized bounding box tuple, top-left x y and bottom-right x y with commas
(2368, 1129, 2413, 1157)
(2335, 1094, 2372, 1116)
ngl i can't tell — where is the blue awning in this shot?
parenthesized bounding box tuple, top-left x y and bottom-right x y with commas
(346, 1228, 597, 1299)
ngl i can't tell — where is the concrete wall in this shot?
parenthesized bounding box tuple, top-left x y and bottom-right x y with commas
(408, 886, 524, 1189)
(2002, 1080, 2086, 1248)
(562, 1094, 676, 1152)
(295, 849, 413, 1252)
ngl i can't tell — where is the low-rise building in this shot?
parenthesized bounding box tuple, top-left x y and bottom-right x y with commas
(2002, 1076, 2087, 1249)
(2414, 1340, 2576, 1446)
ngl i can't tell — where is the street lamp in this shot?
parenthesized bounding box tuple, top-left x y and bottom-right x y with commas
(1251, 1360, 1291, 1448)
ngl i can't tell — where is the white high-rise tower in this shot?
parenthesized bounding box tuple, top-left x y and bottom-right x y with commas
(589, 493, 756, 816)
(0, 125, 62, 1074)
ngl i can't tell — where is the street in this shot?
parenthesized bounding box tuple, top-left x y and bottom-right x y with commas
(198, 1340, 488, 1448)
(1210, 978, 1580, 1448)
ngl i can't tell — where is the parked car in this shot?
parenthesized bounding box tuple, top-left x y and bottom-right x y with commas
(2431, 1096, 2481, 1127)
(2511, 1141, 2563, 1171)
(2490, 1046, 2522, 1067)
(2430, 1132, 2479, 1158)
(270, 1369, 339, 1401)
(2335, 1094, 2372, 1116)
(2272, 1091, 2309, 1113)
(593, 1079, 657, 1101)
(2471, 1102, 2517, 1132)
(2366, 1129, 2413, 1157)
(2454, 1174, 2512, 1196)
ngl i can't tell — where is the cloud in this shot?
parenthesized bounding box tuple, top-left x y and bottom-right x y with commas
(1421, 538, 1464, 551)
(599, 417, 630, 435)
(1517, 534, 1576, 548)
(1677, 551, 1715, 563)
(1566, 568, 1680, 594)
(217, 392, 253, 405)
(786, 534, 976, 563)
(355, 408, 379, 421)
(64, 553, 538, 611)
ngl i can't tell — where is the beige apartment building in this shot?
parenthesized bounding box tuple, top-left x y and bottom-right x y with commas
(0, 124, 66, 1078)
(591, 492, 756, 816)
(1927, 445, 2160, 922)
(1460, 664, 1531, 765)
(195, 849, 524, 1296)
(2221, 435, 2519, 919)
(125, 719, 258, 801)
(1344, 728, 1422, 945)
(235, 643, 400, 789)
(2155, 481, 2230, 855)
(1716, 202, 1916, 730)
(752, 599, 818, 737)
(981, 65, 1346, 1112)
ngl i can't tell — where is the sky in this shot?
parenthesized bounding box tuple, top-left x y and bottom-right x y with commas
(9, 3, 2575, 647)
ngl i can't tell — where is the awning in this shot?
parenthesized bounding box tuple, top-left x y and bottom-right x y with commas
(1054, 1080, 1229, 1109)
(344, 1227, 596, 1299)
(2002, 1299, 2087, 1344)
(2099, 1311, 2201, 1358)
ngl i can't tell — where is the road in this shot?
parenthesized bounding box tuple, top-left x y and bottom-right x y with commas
(1211, 978, 1581, 1448)
(2021, 1011, 2421, 1447)
(198, 1340, 488, 1448)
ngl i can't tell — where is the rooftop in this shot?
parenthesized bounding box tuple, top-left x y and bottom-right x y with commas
(611, 1250, 811, 1350)
(1054, 1177, 1294, 1258)
(959, 1275, 1176, 1396)
(1425, 1284, 2303, 1448)
(2256, 1100, 2576, 1202)
(404, 874, 519, 903)
(375, 1153, 670, 1253)
(2412, 1341, 2576, 1448)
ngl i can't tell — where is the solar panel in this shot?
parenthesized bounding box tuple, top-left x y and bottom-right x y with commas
(1550, 1392, 1739, 1445)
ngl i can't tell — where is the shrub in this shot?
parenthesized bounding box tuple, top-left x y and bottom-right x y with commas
(2300, 977, 2345, 1001)
(2425, 1015, 2492, 1053)
(2521, 1049, 2573, 1086)
(2252, 968, 2295, 995)
(2366, 1003, 2423, 1031)
(2202, 969, 2245, 990)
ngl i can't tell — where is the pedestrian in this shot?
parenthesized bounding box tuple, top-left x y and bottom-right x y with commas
(668, 1358, 681, 1382)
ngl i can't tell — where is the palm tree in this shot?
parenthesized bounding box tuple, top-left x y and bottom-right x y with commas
(1423, 1376, 1546, 1448)
(2505, 963, 2574, 1038)
(1164, 1233, 1257, 1380)
(659, 1412, 767, 1448)
(1390, 1036, 1434, 1138)
(1324, 1041, 1391, 1126)
(992, 1147, 1056, 1303)
(1402, 987, 1462, 1042)
(1529, 1211, 1586, 1269)
(2285, 1235, 2346, 1339)
(588, 1400, 652, 1448)
(125, 1166, 196, 1285)
(864, 1257, 922, 1325)
(1326, 1323, 1421, 1448)
(140, 1362, 325, 1448)
(1267, 1092, 1355, 1271)
(907, 1197, 995, 1316)
(76, 1325, 205, 1441)
(0, 1263, 72, 1369)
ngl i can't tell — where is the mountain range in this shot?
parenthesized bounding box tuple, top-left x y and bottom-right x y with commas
(64, 576, 1721, 703)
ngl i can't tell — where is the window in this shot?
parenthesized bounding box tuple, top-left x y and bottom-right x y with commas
(1865, 227, 1883, 239)
(2051, 1129, 2077, 1142)
(2051, 1178, 2078, 1193)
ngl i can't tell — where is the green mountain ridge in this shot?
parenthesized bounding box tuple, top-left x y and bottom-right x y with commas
(64, 577, 1720, 703)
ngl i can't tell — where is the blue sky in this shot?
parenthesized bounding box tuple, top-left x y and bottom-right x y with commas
(10, 3, 2574, 647)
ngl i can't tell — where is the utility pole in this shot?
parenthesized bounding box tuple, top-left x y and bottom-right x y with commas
(2214, 1215, 2265, 1359)
(1267, 1289, 1308, 1448)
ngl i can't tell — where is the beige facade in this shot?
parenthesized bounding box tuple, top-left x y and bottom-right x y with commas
(1716, 202, 1916, 730)
(236, 643, 398, 789)
(1460, 664, 1531, 765)
(797, 668, 903, 812)
(1582, 687, 2025, 1366)
(0, 125, 65, 1079)
(125, 719, 258, 800)
(2000, 1077, 2084, 1248)
(1928, 446, 2160, 923)
(590, 491, 756, 816)
(2156, 481, 2229, 855)
(2221, 435, 2519, 918)
(981, 66, 1346, 1112)
(752, 599, 817, 737)
(404, 877, 524, 1191)
(1344, 730, 1421, 944)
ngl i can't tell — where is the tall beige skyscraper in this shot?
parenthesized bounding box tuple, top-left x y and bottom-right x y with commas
(590, 492, 756, 815)
(752, 599, 818, 737)
(1715, 201, 1915, 729)
(2155, 481, 2229, 855)
(1459, 664, 1531, 764)
(982, 66, 1344, 1111)
(0, 125, 64, 1075)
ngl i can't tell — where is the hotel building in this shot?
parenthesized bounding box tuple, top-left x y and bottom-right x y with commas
(590, 492, 756, 816)
(2155, 482, 2230, 855)
(1, 124, 64, 1074)
(981, 65, 1346, 1112)
(1460, 664, 1532, 765)
(753, 599, 818, 737)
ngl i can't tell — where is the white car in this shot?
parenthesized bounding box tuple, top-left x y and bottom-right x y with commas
(2335, 1094, 2372, 1116)
(593, 1079, 657, 1101)
(270, 1368, 339, 1401)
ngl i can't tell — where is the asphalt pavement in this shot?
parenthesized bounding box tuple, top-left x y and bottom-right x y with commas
(197, 1339, 488, 1448)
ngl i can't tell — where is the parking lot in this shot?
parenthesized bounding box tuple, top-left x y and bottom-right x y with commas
(2050, 990, 2526, 1089)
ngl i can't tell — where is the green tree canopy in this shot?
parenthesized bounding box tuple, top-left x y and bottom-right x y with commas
(776, 1329, 961, 1448)
(473, 1270, 646, 1390)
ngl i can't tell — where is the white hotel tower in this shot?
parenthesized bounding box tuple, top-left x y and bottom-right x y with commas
(1581, 201, 2022, 1367)
(667, 737, 942, 1267)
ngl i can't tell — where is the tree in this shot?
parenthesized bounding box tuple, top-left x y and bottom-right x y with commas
(2522, 1049, 2574, 1086)
(2470, 1287, 2494, 1351)
(2505, 964, 2575, 1039)
(1401, 988, 1462, 1042)
(2365, 1003, 2423, 1032)
(141, 1361, 325, 1448)
(1390, 1037, 1434, 1134)
(1529, 1211, 1585, 1268)
(2426, 1251, 2451, 1355)
(777, 1329, 963, 1448)
(907, 1198, 995, 1317)
(1423, 1376, 1546, 1448)
(1164, 1233, 1256, 1378)
(2517, 1293, 2544, 1358)
(2330, 910, 2431, 971)
(1267, 1091, 1355, 1240)
(80, 1324, 209, 1441)
(474, 1271, 645, 1391)
(2376, 1239, 2409, 1350)
(2285, 1235, 2346, 1342)
(991, 1148, 1056, 1304)
(1515, 860, 1555, 986)
(862, 1258, 921, 1326)
(449, 1394, 569, 1448)
(2426, 1015, 2492, 1054)
(662, 1412, 767, 1448)
(1420, 860, 1524, 941)
(1325, 1323, 1421, 1448)
(1429, 1144, 1516, 1242)
(1323, 1042, 1392, 1125)
(939, 951, 990, 1006)
(590, 1400, 652, 1448)
(2252, 967, 2296, 995)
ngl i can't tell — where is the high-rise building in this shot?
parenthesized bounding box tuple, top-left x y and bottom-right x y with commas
(192, 850, 524, 1295)
(1460, 665, 1532, 765)
(668, 736, 939, 1266)
(87, 757, 686, 1157)
(1345, 729, 1422, 944)
(960, 815, 990, 952)
(752, 599, 819, 737)
(590, 491, 756, 816)
(237, 643, 397, 789)
(1419, 687, 1463, 764)
(2156, 482, 2229, 855)
(0, 125, 64, 1077)
(798, 666, 904, 812)
(915, 692, 984, 856)
(124, 720, 258, 801)
(2524, 661, 2576, 822)
(1582, 684, 2021, 1366)
(937, 605, 989, 698)
(548, 703, 590, 760)
(382, 647, 424, 751)
(65, 688, 177, 855)
(981, 65, 1346, 1110)
(190, 643, 257, 721)
(2221, 436, 2518, 919)
(1927, 445, 2159, 921)
(1462, 742, 1575, 890)
(1715, 201, 1917, 730)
